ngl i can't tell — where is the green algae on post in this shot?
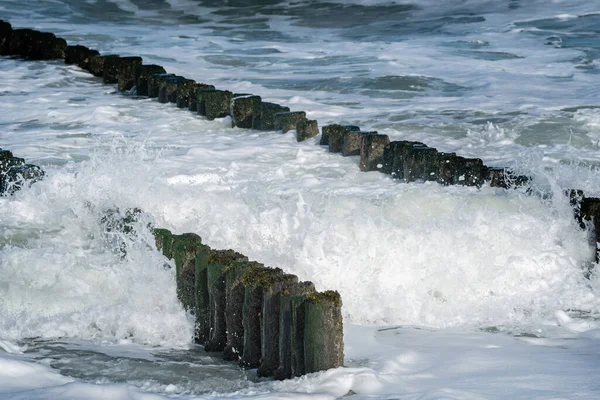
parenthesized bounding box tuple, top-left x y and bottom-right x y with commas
(296, 120, 319, 142)
(256, 102, 290, 130)
(223, 261, 258, 361)
(231, 95, 262, 129)
(116, 57, 143, 91)
(274, 111, 306, 133)
(194, 244, 211, 344)
(204, 249, 248, 352)
(172, 233, 204, 313)
(321, 124, 360, 152)
(303, 290, 344, 374)
(240, 265, 283, 368)
(359, 133, 390, 172)
(274, 281, 316, 380)
(342, 131, 377, 157)
(135, 65, 166, 96)
(257, 273, 299, 377)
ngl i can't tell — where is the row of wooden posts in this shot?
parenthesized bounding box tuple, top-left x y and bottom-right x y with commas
(0, 18, 534, 191)
(0, 20, 345, 379)
(2, 20, 600, 379)
(153, 229, 343, 379)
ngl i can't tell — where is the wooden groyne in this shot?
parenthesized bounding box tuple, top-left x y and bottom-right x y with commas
(152, 229, 343, 378)
(1, 20, 600, 377)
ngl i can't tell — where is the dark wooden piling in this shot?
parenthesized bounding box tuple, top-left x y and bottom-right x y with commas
(174, 79, 198, 108)
(158, 75, 187, 104)
(432, 154, 488, 187)
(360, 133, 390, 172)
(296, 120, 319, 142)
(65, 45, 100, 68)
(188, 83, 215, 112)
(403, 146, 439, 183)
(202, 90, 233, 120)
(153, 228, 175, 260)
(204, 249, 248, 352)
(135, 65, 166, 96)
(0, 21, 12, 55)
(147, 73, 174, 98)
(194, 245, 211, 344)
(290, 295, 308, 377)
(322, 125, 361, 152)
(240, 265, 283, 368)
(274, 111, 307, 133)
(257, 273, 299, 377)
(88, 55, 120, 77)
(303, 291, 344, 374)
(274, 281, 315, 380)
(103, 56, 122, 84)
(116, 57, 143, 91)
(575, 195, 600, 262)
(172, 233, 204, 313)
(486, 167, 529, 189)
(256, 102, 290, 130)
(381, 141, 426, 179)
(223, 261, 257, 361)
(5, 29, 66, 60)
(342, 131, 377, 157)
(231, 95, 262, 129)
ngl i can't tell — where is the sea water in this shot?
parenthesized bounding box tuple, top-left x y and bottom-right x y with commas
(1, 0, 600, 398)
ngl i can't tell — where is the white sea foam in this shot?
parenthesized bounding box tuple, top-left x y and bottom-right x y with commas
(2, 0, 600, 397)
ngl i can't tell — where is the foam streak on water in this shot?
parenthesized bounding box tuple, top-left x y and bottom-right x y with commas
(1, 0, 600, 398)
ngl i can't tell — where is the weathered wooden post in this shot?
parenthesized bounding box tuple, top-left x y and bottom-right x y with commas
(158, 75, 187, 104)
(274, 111, 307, 133)
(360, 133, 390, 172)
(296, 120, 319, 142)
(274, 281, 315, 380)
(240, 265, 283, 368)
(204, 249, 248, 352)
(198, 90, 232, 120)
(135, 65, 166, 96)
(381, 141, 426, 179)
(6, 29, 66, 60)
(290, 295, 308, 377)
(147, 73, 174, 98)
(231, 95, 262, 129)
(64, 45, 100, 68)
(188, 83, 215, 112)
(575, 196, 600, 262)
(0, 20, 12, 55)
(222, 261, 257, 360)
(87, 55, 119, 77)
(485, 167, 528, 188)
(0, 149, 44, 196)
(194, 244, 210, 344)
(434, 154, 487, 187)
(321, 125, 360, 152)
(258, 273, 299, 377)
(256, 102, 290, 130)
(342, 131, 377, 157)
(153, 228, 175, 259)
(116, 57, 143, 91)
(175, 79, 199, 109)
(303, 291, 344, 374)
(171, 233, 204, 313)
(403, 146, 439, 183)
(103, 56, 122, 84)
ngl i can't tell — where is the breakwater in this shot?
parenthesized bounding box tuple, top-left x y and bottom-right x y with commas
(3, 18, 600, 378)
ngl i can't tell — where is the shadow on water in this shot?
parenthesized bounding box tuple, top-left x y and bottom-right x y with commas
(21, 338, 260, 395)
